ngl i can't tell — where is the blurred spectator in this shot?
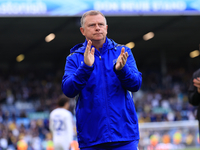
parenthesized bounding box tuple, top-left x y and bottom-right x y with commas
(17, 134, 28, 150)
(49, 94, 73, 150)
(188, 68, 200, 139)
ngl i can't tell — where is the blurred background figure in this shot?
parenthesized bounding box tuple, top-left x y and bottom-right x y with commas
(49, 94, 73, 150)
(42, 132, 54, 150)
(188, 67, 200, 138)
(17, 134, 28, 150)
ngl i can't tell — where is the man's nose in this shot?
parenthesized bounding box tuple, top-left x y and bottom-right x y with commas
(95, 24, 100, 30)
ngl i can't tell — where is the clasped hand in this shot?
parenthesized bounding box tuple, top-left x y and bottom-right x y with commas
(115, 47, 128, 71)
(84, 40, 128, 70)
(84, 40, 95, 67)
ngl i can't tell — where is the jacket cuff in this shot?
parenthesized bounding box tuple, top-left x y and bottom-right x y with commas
(114, 64, 129, 78)
(75, 62, 94, 82)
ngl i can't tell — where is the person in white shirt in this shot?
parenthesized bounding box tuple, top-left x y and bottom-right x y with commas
(49, 94, 74, 150)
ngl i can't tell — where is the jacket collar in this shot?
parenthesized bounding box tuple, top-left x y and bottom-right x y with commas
(70, 37, 118, 54)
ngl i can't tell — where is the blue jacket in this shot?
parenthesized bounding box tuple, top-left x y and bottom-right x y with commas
(62, 37, 142, 148)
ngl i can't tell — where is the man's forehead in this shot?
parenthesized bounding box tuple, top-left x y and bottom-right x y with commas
(85, 14, 105, 22)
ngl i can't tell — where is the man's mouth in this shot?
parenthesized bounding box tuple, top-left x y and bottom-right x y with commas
(94, 33, 102, 35)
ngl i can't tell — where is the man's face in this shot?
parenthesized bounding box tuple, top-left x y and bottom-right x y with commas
(80, 14, 108, 42)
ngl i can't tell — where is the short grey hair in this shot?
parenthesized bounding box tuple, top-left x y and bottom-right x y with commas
(80, 10, 107, 28)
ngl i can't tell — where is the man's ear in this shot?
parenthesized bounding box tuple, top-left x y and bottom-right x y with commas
(80, 27, 85, 36)
(106, 25, 108, 34)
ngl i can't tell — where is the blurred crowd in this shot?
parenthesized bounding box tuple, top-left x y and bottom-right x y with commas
(0, 65, 199, 149)
(134, 66, 196, 123)
(0, 69, 77, 150)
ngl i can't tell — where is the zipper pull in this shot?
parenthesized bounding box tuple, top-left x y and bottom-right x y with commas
(99, 56, 101, 60)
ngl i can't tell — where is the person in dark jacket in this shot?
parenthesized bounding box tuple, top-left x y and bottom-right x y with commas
(62, 10, 142, 150)
(188, 68, 200, 138)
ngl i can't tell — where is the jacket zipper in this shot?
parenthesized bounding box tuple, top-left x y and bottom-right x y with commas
(99, 54, 111, 142)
